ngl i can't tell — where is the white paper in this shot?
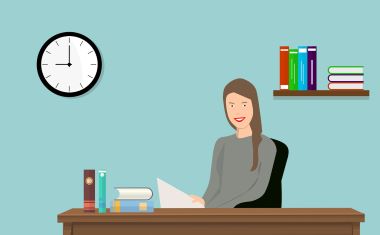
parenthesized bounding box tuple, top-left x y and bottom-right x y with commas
(157, 178, 205, 208)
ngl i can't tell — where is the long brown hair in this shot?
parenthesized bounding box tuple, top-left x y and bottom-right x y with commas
(223, 78, 262, 171)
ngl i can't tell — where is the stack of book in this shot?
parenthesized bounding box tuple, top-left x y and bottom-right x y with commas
(279, 46, 317, 90)
(111, 187, 154, 213)
(328, 66, 364, 90)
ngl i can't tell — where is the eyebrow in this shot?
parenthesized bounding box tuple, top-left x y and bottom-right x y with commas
(242, 101, 248, 104)
(228, 102, 235, 104)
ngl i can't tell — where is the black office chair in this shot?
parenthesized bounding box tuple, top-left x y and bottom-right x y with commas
(234, 138, 288, 208)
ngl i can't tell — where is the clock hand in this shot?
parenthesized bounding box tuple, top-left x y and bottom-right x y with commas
(55, 63, 69, 66)
(68, 45, 72, 67)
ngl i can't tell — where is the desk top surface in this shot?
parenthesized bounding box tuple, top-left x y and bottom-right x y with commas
(58, 208, 365, 223)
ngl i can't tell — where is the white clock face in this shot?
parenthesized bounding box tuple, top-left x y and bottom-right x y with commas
(37, 32, 102, 97)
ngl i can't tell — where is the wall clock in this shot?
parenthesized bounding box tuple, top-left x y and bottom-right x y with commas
(37, 32, 102, 97)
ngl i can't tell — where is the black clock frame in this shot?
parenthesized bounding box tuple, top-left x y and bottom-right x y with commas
(36, 32, 102, 97)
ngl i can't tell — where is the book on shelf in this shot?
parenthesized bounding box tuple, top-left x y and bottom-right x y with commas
(279, 46, 289, 89)
(276, 46, 368, 94)
(328, 74, 364, 82)
(328, 66, 364, 90)
(328, 83, 364, 90)
(298, 46, 308, 90)
(278, 45, 317, 91)
(307, 46, 317, 90)
(328, 66, 364, 74)
(288, 49, 298, 90)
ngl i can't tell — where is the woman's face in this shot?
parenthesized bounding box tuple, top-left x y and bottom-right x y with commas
(225, 92, 253, 129)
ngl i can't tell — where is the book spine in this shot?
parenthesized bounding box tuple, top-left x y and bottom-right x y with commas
(288, 49, 298, 90)
(116, 187, 153, 200)
(307, 46, 317, 90)
(279, 46, 289, 89)
(328, 74, 364, 82)
(98, 170, 107, 213)
(83, 169, 95, 212)
(113, 200, 121, 212)
(328, 82, 364, 90)
(298, 46, 308, 90)
(112, 200, 154, 212)
(328, 66, 364, 74)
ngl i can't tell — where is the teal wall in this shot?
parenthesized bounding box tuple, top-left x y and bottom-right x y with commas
(1, 0, 378, 234)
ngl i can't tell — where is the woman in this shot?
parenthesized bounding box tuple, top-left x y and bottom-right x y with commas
(191, 78, 277, 208)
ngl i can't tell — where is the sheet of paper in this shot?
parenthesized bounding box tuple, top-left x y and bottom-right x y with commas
(157, 178, 204, 208)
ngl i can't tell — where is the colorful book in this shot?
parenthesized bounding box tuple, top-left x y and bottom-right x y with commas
(111, 200, 154, 213)
(98, 170, 107, 213)
(328, 74, 364, 82)
(298, 46, 308, 90)
(288, 49, 298, 90)
(115, 187, 153, 200)
(307, 46, 317, 90)
(279, 46, 289, 89)
(328, 83, 364, 90)
(328, 66, 364, 74)
(83, 170, 95, 212)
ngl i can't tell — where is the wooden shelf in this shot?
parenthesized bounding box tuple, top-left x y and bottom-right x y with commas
(273, 90, 370, 97)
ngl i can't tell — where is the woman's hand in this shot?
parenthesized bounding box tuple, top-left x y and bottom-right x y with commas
(190, 195, 205, 206)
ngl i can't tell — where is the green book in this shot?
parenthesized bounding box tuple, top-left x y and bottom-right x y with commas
(288, 49, 298, 90)
(328, 66, 364, 74)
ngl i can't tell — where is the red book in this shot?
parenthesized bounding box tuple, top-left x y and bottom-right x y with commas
(279, 46, 289, 89)
(84, 170, 95, 212)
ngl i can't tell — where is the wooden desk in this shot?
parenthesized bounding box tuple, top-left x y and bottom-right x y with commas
(58, 208, 364, 235)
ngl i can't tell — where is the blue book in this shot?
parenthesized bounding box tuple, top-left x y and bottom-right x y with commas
(111, 200, 154, 212)
(98, 170, 107, 213)
(298, 46, 308, 90)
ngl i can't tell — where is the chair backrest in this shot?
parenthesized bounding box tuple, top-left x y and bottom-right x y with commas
(234, 138, 289, 208)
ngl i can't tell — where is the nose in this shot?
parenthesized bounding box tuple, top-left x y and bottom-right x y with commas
(235, 109, 242, 116)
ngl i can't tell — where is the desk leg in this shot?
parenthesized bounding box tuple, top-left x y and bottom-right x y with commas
(63, 223, 73, 235)
(353, 222, 360, 235)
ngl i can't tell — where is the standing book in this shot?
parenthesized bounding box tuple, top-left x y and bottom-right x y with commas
(288, 49, 298, 90)
(298, 46, 308, 90)
(83, 170, 95, 212)
(307, 46, 317, 90)
(98, 170, 107, 213)
(279, 46, 289, 89)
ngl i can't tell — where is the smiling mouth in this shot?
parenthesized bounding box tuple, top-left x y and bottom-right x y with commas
(234, 117, 245, 122)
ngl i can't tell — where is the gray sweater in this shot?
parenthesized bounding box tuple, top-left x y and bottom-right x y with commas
(203, 134, 277, 208)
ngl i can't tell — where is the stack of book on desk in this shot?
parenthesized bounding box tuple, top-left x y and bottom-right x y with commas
(328, 66, 364, 90)
(111, 187, 154, 213)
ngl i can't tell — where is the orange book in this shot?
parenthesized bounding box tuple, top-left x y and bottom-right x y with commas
(279, 46, 289, 89)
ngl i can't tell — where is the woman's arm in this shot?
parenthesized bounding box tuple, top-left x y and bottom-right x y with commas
(216, 138, 276, 208)
(202, 138, 224, 206)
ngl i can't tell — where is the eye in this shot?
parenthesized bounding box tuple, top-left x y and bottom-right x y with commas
(230, 104, 234, 108)
(243, 104, 247, 107)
